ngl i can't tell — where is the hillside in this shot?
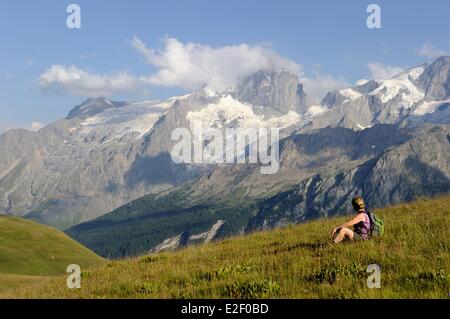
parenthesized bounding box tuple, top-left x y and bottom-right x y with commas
(65, 189, 260, 258)
(3, 195, 449, 298)
(0, 215, 105, 290)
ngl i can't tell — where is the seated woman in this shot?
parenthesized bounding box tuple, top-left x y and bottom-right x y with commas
(331, 196, 371, 243)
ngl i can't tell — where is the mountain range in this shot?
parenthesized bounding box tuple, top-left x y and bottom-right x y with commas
(1, 56, 449, 257)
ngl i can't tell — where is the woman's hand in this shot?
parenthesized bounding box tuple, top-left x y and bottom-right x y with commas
(332, 227, 341, 238)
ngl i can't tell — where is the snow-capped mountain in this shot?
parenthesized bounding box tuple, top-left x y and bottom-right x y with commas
(0, 69, 312, 229)
(307, 56, 450, 131)
(418, 55, 450, 100)
(66, 98, 127, 120)
(66, 97, 182, 142)
(1, 56, 449, 232)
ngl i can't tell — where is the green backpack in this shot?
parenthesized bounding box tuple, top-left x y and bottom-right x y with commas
(366, 210, 384, 237)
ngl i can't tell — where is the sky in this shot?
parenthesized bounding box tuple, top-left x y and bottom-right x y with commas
(0, 0, 449, 132)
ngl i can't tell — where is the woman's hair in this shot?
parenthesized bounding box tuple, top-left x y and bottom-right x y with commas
(352, 196, 365, 211)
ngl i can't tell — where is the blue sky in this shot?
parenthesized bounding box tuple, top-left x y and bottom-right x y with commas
(1, 0, 449, 131)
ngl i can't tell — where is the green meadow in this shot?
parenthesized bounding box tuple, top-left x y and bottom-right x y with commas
(1, 195, 448, 298)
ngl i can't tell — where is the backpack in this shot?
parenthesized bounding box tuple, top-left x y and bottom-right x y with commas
(366, 210, 384, 237)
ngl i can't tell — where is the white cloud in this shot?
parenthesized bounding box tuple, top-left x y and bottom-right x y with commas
(26, 58, 34, 66)
(37, 37, 349, 101)
(38, 65, 141, 96)
(366, 62, 404, 80)
(131, 36, 348, 101)
(38, 37, 302, 97)
(131, 36, 301, 91)
(356, 79, 369, 86)
(30, 121, 45, 131)
(416, 42, 448, 59)
(301, 73, 349, 102)
(0, 121, 46, 134)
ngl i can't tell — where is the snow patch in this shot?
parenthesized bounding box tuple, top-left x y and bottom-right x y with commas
(307, 105, 327, 116)
(356, 79, 369, 86)
(369, 68, 425, 106)
(78, 101, 168, 141)
(407, 65, 425, 81)
(186, 95, 301, 132)
(186, 95, 301, 164)
(412, 99, 450, 116)
(356, 123, 373, 130)
(339, 88, 362, 102)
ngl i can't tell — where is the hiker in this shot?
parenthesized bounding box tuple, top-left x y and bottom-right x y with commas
(331, 196, 371, 244)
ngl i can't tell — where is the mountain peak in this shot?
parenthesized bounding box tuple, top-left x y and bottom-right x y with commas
(434, 55, 450, 63)
(233, 69, 310, 115)
(417, 55, 450, 100)
(66, 97, 126, 120)
(321, 79, 380, 107)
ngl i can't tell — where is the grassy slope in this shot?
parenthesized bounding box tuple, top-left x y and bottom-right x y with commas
(0, 273, 51, 292)
(0, 215, 106, 290)
(2, 196, 449, 298)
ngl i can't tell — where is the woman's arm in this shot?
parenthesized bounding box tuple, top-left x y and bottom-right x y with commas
(339, 213, 366, 229)
(332, 213, 366, 236)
